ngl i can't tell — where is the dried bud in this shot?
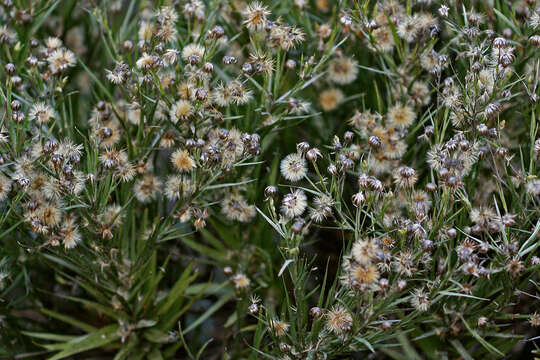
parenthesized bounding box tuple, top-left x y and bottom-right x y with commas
(339, 157, 354, 170)
(285, 59, 296, 70)
(368, 135, 381, 148)
(478, 242, 489, 254)
(44, 139, 59, 152)
(381, 320, 392, 330)
(296, 141, 310, 153)
(420, 239, 434, 251)
(203, 62, 214, 73)
(137, 40, 147, 53)
(265, 186, 278, 198)
(439, 167, 449, 179)
(438, 5, 449, 17)
(96, 101, 106, 111)
(11, 76, 22, 87)
(352, 192, 365, 206)
(4, 63, 15, 76)
(195, 89, 208, 101)
(365, 19, 378, 31)
(196, 139, 206, 148)
(477, 317, 488, 328)
(471, 61, 482, 72)
(507, 242, 518, 254)
(219, 129, 229, 140)
(241, 63, 253, 73)
(209, 25, 225, 39)
(12, 111, 24, 123)
(332, 136, 342, 150)
(248, 303, 259, 315)
(51, 153, 64, 166)
(291, 218, 306, 234)
(339, 14, 353, 27)
(476, 123, 488, 135)
(305, 148, 321, 162)
(10, 100, 21, 111)
(279, 343, 290, 353)
(378, 278, 389, 291)
(188, 54, 201, 65)
(367, 177, 383, 192)
(425, 183, 437, 192)
(530, 35, 540, 47)
(484, 103, 501, 118)
(327, 164, 338, 176)
(501, 213, 516, 226)
(185, 139, 197, 149)
(222, 56, 237, 65)
(123, 40, 133, 52)
(26, 55, 38, 67)
(310, 307, 323, 318)
(493, 37, 507, 48)
(468, 13, 480, 24)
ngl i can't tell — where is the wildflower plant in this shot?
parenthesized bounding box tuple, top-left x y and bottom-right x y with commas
(0, 0, 539, 359)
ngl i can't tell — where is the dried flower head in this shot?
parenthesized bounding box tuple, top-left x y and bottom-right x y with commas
(325, 305, 353, 335)
(319, 88, 344, 111)
(268, 319, 289, 337)
(242, 2, 271, 31)
(171, 150, 196, 172)
(388, 103, 416, 128)
(328, 56, 358, 84)
(281, 189, 308, 218)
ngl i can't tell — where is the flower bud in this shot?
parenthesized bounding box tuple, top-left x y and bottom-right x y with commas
(352, 192, 365, 206)
(477, 317, 488, 328)
(265, 186, 278, 198)
(4, 63, 15, 76)
(327, 164, 338, 176)
(248, 303, 259, 315)
(368, 135, 381, 148)
(285, 59, 296, 70)
(310, 307, 323, 318)
(123, 40, 133, 52)
(306, 148, 321, 162)
(10, 100, 21, 111)
(203, 62, 214, 73)
(296, 141, 310, 153)
(425, 183, 437, 192)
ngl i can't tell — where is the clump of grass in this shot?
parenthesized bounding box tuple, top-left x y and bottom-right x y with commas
(0, 0, 539, 359)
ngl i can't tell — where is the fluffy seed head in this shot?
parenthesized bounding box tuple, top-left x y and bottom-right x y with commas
(171, 150, 196, 172)
(325, 305, 353, 335)
(280, 153, 307, 182)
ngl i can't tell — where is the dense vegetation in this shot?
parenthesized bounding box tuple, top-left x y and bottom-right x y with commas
(0, 0, 539, 359)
